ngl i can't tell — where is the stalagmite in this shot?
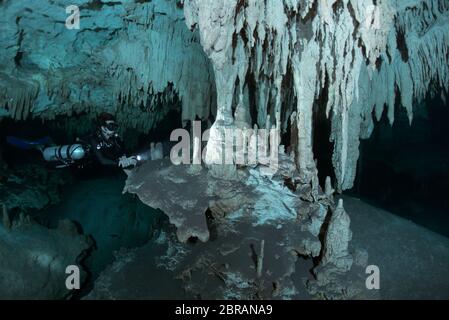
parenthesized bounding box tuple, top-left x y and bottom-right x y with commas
(321, 199, 353, 272)
(257, 240, 265, 279)
(2, 204, 11, 231)
(325, 177, 335, 198)
(17, 212, 32, 227)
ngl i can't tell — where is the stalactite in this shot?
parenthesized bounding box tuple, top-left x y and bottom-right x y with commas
(184, 0, 449, 190)
(0, 73, 39, 121)
(0, 0, 216, 134)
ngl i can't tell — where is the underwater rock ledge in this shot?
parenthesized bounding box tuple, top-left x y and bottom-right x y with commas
(119, 157, 369, 299)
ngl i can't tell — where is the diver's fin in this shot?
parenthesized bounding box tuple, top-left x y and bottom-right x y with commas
(6, 136, 51, 150)
(55, 164, 70, 169)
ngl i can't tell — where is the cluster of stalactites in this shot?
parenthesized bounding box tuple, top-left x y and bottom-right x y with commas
(183, 0, 449, 191)
(0, 0, 217, 138)
(0, 73, 39, 121)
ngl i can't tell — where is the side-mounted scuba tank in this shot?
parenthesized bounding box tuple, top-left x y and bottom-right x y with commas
(42, 144, 90, 168)
(7, 136, 91, 168)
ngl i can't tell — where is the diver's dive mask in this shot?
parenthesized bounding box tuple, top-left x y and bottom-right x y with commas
(104, 121, 118, 132)
(101, 120, 119, 139)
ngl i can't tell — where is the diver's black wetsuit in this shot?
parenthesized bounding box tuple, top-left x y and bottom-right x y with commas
(84, 131, 124, 167)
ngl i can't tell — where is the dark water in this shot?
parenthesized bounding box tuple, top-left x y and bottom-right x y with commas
(350, 94, 449, 239)
(32, 170, 165, 299)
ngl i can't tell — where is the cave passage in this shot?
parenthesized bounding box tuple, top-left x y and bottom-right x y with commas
(0, 113, 181, 297)
(349, 91, 449, 238)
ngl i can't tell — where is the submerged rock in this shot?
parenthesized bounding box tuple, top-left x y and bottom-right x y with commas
(123, 159, 213, 243)
(0, 219, 92, 299)
(110, 159, 365, 299)
(321, 199, 353, 272)
(0, 163, 70, 213)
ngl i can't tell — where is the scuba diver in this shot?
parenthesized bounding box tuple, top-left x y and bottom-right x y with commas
(6, 113, 139, 169)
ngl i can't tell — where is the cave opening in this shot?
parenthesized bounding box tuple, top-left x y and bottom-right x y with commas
(349, 90, 449, 238)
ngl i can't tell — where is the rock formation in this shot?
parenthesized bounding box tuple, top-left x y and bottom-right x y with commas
(0, 0, 216, 132)
(320, 199, 353, 272)
(121, 155, 360, 299)
(2, 204, 11, 231)
(0, 0, 447, 189)
(183, 0, 449, 190)
(0, 218, 92, 299)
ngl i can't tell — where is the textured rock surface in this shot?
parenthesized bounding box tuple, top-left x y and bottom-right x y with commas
(88, 193, 449, 300)
(307, 199, 357, 298)
(0, 0, 216, 131)
(320, 199, 353, 271)
(120, 158, 364, 299)
(0, 218, 92, 299)
(123, 160, 213, 243)
(0, 163, 70, 213)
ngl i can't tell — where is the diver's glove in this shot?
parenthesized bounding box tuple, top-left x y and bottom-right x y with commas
(118, 155, 138, 168)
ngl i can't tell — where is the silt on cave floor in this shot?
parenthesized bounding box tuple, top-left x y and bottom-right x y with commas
(1, 0, 449, 300)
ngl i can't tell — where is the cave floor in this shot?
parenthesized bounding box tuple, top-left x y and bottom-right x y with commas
(86, 193, 449, 300)
(83, 160, 449, 300)
(343, 195, 449, 300)
(111, 159, 326, 300)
